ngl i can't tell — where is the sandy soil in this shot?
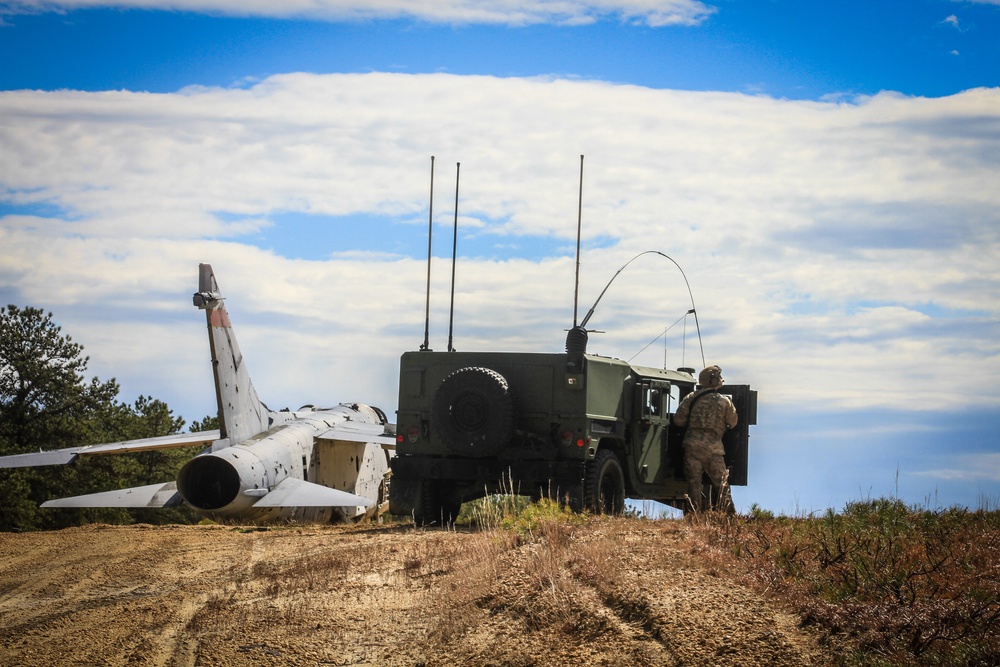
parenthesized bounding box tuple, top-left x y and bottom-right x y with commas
(0, 520, 834, 666)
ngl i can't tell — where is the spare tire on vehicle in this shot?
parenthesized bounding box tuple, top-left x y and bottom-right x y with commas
(432, 366, 514, 457)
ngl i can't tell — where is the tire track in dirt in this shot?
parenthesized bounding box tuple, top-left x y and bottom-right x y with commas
(0, 525, 287, 666)
(1, 521, 833, 666)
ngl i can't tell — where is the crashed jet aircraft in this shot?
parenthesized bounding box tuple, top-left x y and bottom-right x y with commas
(0, 264, 395, 523)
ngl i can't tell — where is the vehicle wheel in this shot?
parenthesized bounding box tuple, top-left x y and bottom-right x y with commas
(413, 480, 440, 527)
(582, 449, 626, 515)
(563, 484, 585, 514)
(413, 480, 460, 527)
(432, 367, 514, 457)
(442, 501, 462, 524)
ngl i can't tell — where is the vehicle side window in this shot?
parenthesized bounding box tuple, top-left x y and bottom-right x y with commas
(667, 383, 681, 413)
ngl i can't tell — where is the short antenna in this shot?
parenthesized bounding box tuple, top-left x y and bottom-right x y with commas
(447, 162, 461, 352)
(573, 155, 584, 327)
(420, 156, 435, 351)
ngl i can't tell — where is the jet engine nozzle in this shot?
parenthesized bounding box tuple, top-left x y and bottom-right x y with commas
(177, 448, 269, 514)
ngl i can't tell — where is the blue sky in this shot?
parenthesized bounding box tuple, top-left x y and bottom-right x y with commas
(1, 2, 997, 98)
(1, 0, 998, 516)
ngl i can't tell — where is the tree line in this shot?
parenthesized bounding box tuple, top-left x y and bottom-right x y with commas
(0, 305, 217, 531)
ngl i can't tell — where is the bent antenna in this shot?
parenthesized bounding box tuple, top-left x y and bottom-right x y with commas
(580, 250, 705, 368)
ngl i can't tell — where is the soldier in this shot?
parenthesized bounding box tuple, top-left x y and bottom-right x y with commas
(672, 365, 738, 512)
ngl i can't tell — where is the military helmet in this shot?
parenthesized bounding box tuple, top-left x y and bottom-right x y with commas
(698, 365, 723, 388)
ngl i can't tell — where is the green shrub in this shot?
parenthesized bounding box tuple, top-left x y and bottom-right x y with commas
(699, 497, 1000, 665)
(462, 494, 586, 537)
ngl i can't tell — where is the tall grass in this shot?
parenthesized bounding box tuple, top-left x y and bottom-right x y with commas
(429, 495, 619, 649)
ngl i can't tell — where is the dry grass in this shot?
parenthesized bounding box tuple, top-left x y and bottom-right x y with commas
(88, 493, 998, 666)
(687, 498, 1000, 666)
(430, 493, 1000, 665)
(425, 497, 647, 659)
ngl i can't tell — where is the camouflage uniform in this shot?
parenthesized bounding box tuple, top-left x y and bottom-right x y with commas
(673, 388, 738, 512)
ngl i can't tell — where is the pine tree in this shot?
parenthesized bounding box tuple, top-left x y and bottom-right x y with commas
(0, 305, 119, 456)
(0, 306, 199, 530)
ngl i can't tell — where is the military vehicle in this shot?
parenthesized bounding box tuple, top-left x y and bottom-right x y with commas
(388, 158, 757, 523)
(389, 324, 756, 523)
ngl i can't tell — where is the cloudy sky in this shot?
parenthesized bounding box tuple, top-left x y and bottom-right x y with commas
(1, 0, 998, 515)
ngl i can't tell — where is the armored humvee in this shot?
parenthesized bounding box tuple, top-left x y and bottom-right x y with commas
(389, 325, 757, 523)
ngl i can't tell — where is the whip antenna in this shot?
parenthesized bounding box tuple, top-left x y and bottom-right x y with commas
(580, 250, 705, 367)
(447, 162, 460, 352)
(420, 156, 435, 351)
(573, 155, 584, 327)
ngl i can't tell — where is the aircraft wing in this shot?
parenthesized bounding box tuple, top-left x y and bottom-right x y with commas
(316, 422, 396, 447)
(40, 482, 182, 508)
(0, 447, 88, 468)
(0, 431, 221, 469)
(251, 477, 372, 508)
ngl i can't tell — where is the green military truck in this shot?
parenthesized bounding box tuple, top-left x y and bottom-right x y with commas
(389, 326, 757, 523)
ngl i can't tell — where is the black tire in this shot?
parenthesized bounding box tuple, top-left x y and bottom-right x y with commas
(413, 480, 440, 527)
(564, 484, 585, 514)
(432, 367, 514, 457)
(413, 480, 460, 527)
(582, 449, 626, 515)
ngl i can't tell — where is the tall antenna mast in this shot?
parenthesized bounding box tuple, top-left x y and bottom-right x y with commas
(447, 162, 461, 352)
(420, 156, 435, 351)
(573, 155, 584, 327)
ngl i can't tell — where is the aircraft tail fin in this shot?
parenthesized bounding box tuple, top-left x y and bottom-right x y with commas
(193, 264, 272, 446)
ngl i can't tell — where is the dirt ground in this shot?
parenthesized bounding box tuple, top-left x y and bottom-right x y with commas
(0, 519, 835, 666)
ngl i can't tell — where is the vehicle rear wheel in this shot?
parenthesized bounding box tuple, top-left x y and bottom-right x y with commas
(413, 480, 460, 527)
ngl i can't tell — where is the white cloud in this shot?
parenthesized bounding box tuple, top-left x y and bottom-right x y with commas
(1, 74, 999, 423)
(914, 453, 1000, 482)
(0, 0, 718, 26)
(942, 14, 961, 29)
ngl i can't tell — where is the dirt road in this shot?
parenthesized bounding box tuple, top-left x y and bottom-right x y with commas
(0, 520, 831, 666)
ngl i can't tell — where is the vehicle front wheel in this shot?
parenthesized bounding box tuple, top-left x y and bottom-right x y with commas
(581, 449, 626, 515)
